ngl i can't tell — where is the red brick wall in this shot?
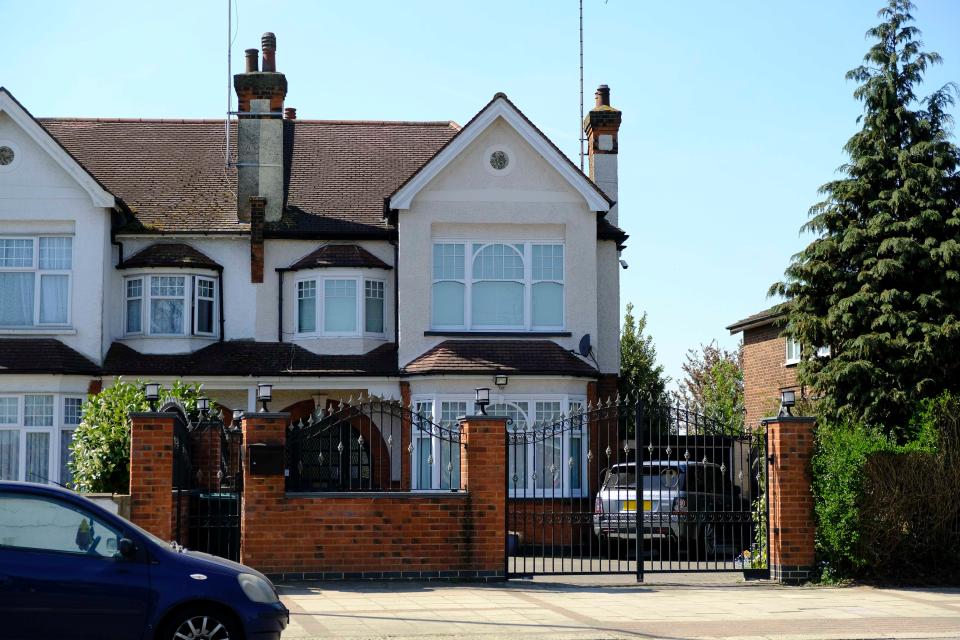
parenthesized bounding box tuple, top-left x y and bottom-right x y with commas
(240, 413, 506, 578)
(129, 412, 175, 541)
(742, 324, 799, 429)
(767, 416, 816, 584)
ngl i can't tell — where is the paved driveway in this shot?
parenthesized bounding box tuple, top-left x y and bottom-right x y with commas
(277, 575, 960, 639)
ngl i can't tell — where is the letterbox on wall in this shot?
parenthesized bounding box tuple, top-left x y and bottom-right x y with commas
(248, 444, 285, 476)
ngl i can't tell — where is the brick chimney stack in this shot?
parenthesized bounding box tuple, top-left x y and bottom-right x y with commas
(234, 32, 287, 224)
(584, 84, 622, 226)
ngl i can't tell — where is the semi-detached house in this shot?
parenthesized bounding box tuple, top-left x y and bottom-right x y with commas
(0, 33, 626, 491)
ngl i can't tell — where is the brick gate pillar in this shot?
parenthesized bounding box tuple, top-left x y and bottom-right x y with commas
(129, 411, 177, 541)
(239, 412, 289, 570)
(765, 416, 816, 584)
(459, 415, 507, 577)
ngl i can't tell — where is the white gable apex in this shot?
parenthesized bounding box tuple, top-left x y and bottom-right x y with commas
(0, 88, 115, 208)
(390, 94, 611, 212)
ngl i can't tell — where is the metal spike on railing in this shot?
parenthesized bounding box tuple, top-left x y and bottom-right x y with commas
(623, 443, 630, 456)
(614, 392, 621, 405)
(568, 456, 575, 469)
(317, 452, 324, 464)
(684, 450, 690, 461)
(427, 454, 434, 466)
(337, 441, 344, 454)
(346, 395, 354, 406)
(287, 422, 295, 432)
(358, 392, 366, 404)
(307, 414, 316, 427)
(647, 442, 654, 454)
(387, 434, 393, 448)
(587, 449, 594, 462)
(297, 418, 305, 429)
(357, 434, 364, 448)
(407, 441, 414, 454)
(605, 446, 612, 458)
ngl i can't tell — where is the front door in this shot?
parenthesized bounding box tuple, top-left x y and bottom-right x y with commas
(0, 491, 151, 640)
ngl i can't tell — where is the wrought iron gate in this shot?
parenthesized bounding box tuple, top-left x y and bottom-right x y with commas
(170, 403, 243, 561)
(506, 399, 768, 580)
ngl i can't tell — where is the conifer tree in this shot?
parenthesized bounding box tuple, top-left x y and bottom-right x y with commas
(772, 0, 960, 432)
(619, 303, 668, 404)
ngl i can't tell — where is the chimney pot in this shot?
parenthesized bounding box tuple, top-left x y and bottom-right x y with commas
(244, 48, 259, 73)
(284, 107, 297, 120)
(595, 84, 611, 108)
(261, 32, 277, 72)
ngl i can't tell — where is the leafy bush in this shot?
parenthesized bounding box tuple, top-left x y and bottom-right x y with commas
(69, 378, 207, 494)
(813, 393, 959, 582)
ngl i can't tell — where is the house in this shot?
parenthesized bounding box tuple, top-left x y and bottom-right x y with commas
(0, 33, 626, 489)
(726, 305, 804, 429)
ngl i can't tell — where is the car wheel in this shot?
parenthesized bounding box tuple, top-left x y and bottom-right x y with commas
(696, 524, 717, 560)
(158, 607, 240, 640)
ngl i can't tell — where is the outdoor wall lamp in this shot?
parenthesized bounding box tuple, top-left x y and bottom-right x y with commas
(494, 375, 508, 387)
(232, 408, 243, 427)
(197, 397, 210, 415)
(144, 383, 160, 412)
(475, 387, 490, 415)
(257, 383, 273, 412)
(779, 389, 796, 417)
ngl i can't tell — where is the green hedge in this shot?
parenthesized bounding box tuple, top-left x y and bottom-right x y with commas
(812, 393, 960, 582)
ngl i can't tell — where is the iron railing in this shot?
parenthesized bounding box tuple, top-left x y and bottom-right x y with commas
(285, 396, 464, 493)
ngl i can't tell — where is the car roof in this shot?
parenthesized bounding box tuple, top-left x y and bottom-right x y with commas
(0, 480, 81, 499)
(607, 461, 722, 470)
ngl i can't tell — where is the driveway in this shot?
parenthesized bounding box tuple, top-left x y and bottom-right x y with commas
(276, 574, 960, 639)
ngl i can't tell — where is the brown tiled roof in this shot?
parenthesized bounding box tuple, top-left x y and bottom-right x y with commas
(118, 242, 221, 270)
(403, 340, 597, 377)
(726, 303, 789, 333)
(0, 339, 100, 375)
(103, 341, 398, 377)
(286, 244, 391, 271)
(38, 119, 459, 236)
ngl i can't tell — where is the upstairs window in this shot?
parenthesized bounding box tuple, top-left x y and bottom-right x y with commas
(296, 276, 385, 337)
(785, 338, 801, 365)
(0, 236, 72, 328)
(124, 274, 218, 338)
(431, 241, 564, 331)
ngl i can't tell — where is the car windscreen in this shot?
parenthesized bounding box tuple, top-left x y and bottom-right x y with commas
(602, 467, 680, 491)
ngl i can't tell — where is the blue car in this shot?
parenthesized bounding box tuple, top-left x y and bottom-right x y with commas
(0, 481, 288, 640)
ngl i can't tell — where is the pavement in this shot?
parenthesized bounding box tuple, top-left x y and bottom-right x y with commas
(276, 573, 960, 639)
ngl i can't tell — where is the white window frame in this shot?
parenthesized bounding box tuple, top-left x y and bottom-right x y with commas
(785, 337, 801, 365)
(430, 240, 565, 332)
(193, 276, 218, 337)
(0, 394, 81, 485)
(363, 279, 386, 336)
(0, 235, 73, 328)
(410, 394, 587, 497)
(294, 272, 385, 338)
(123, 272, 218, 338)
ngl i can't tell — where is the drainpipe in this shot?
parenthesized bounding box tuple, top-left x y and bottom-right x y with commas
(217, 269, 225, 342)
(276, 269, 286, 343)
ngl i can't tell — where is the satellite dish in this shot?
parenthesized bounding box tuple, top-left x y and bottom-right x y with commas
(578, 334, 592, 357)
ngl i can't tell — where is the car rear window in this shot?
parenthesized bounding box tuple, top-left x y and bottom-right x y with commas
(602, 467, 680, 491)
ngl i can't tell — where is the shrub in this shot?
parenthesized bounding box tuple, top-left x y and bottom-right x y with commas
(813, 393, 960, 582)
(69, 378, 207, 494)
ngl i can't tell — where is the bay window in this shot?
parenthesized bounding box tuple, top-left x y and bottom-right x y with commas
(295, 275, 385, 337)
(124, 274, 218, 337)
(411, 395, 586, 496)
(431, 241, 564, 331)
(0, 394, 83, 485)
(0, 236, 72, 328)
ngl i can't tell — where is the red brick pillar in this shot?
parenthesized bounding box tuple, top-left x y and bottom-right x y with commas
(239, 412, 289, 571)
(766, 416, 816, 584)
(129, 412, 176, 541)
(460, 415, 507, 578)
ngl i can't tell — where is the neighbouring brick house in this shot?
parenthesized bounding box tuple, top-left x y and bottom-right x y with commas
(726, 306, 801, 429)
(0, 32, 626, 499)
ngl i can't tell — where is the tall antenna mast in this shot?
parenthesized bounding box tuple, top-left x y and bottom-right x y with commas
(225, 0, 232, 167)
(579, 0, 585, 170)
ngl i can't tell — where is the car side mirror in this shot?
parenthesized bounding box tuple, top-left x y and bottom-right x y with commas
(118, 538, 136, 559)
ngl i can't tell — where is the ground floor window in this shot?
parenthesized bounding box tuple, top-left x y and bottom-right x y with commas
(0, 393, 84, 485)
(410, 394, 587, 496)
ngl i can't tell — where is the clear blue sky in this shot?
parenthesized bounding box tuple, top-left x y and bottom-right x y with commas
(3, 0, 959, 385)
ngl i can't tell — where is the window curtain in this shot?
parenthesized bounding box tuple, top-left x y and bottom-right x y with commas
(25, 432, 49, 484)
(324, 280, 357, 333)
(39, 274, 69, 324)
(0, 430, 18, 480)
(151, 300, 184, 334)
(0, 273, 34, 326)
